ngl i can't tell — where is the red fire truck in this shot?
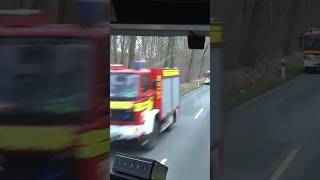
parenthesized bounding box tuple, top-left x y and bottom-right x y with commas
(110, 61, 180, 150)
(0, 7, 109, 180)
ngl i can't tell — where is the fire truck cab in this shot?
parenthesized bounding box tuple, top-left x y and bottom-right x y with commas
(110, 61, 180, 150)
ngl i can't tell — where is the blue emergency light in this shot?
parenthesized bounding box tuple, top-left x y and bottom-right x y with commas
(76, 0, 104, 26)
(133, 60, 147, 70)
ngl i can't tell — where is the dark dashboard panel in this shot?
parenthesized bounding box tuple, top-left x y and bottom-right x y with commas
(111, 0, 209, 25)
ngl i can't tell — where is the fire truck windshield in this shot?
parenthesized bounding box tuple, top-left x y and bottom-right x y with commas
(304, 35, 320, 50)
(0, 38, 92, 123)
(110, 73, 139, 100)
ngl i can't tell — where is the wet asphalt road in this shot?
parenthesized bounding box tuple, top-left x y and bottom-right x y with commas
(222, 73, 320, 180)
(110, 85, 210, 180)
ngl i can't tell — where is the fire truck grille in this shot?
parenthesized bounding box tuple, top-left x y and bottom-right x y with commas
(111, 110, 134, 121)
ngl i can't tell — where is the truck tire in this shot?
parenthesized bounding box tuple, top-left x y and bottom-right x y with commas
(143, 119, 160, 150)
(167, 113, 177, 131)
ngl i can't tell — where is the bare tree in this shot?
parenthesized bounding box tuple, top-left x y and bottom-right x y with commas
(241, 0, 267, 66)
(110, 35, 209, 83)
(282, 0, 306, 56)
(120, 36, 126, 64)
(112, 36, 118, 63)
(199, 41, 210, 78)
(185, 49, 196, 82)
(165, 37, 175, 67)
(128, 36, 137, 68)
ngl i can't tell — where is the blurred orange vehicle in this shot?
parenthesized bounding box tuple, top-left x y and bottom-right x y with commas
(0, 7, 109, 180)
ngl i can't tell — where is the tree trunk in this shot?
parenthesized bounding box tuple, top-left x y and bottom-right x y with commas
(120, 36, 125, 64)
(128, 36, 137, 68)
(165, 37, 175, 67)
(199, 41, 210, 78)
(148, 37, 154, 65)
(241, 0, 264, 66)
(142, 36, 147, 58)
(186, 49, 196, 82)
(170, 37, 175, 67)
(282, 0, 306, 56)
(112, 36, 118, 64)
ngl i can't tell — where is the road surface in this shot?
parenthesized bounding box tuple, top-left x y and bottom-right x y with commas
(222, 73, 320, 180)
(110, 85, 210, 180)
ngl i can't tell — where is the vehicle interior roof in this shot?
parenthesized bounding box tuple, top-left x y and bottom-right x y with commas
(110, 0, 209, 25)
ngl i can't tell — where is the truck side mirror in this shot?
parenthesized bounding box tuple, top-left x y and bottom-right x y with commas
(153, 80, 157, 90)
(299, 36, 303, 47)
(188, 35, 205, 49)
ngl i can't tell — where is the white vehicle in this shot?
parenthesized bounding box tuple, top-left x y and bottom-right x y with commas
(203, 70, 210, 85)
(301, 28, 320, 73)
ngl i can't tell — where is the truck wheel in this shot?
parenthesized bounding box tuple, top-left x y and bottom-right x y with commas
(167, 113, 176, 131)
(143, 120, 160, 150)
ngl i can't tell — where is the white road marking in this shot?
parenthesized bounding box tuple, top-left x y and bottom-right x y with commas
(195, 108, 204, 119)
(160, 158, 168, 165)
(234, 74, 304, 111)
(270, 148, 299, 180)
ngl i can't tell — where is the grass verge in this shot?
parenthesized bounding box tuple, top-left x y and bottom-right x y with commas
(226, 68, 303, 110)
(181, 78, 207, 96)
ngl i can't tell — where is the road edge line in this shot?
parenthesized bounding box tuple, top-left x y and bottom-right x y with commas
(182, 84, 206, 97)
(194, 108, 204, 119)
(233, 74, 304, 111)
(270, 148, 299, 180)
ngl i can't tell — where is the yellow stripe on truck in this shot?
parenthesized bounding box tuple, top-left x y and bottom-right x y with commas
(134, 98, 153, 112)
(110, 101, 134, 109)
(0, 126, 110, 159)
(76, 128, 109, 159)
(110, 99, 154, 112)
(0, 127, 73, 151)
(78, 128, 109, 145)
(76, 141, 109, 159)
(304, 50, 320, 54)
(163, 69, 179, 77)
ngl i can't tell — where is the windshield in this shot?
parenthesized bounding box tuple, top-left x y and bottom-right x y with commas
(110, 73, 139, 100)
(304, 35, 320, 50)
(0, 38, 92, 123)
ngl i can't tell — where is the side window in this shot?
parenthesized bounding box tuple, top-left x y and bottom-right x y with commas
(142, 76, 149, 92)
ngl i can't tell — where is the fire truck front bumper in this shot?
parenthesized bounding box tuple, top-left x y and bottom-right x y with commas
(110, 125, 146, 142)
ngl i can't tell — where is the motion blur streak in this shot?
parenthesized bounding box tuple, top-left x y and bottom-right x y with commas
(0, 0, 110, 179)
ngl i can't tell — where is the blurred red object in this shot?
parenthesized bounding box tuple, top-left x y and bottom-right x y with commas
(0, 9, 50, 27)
